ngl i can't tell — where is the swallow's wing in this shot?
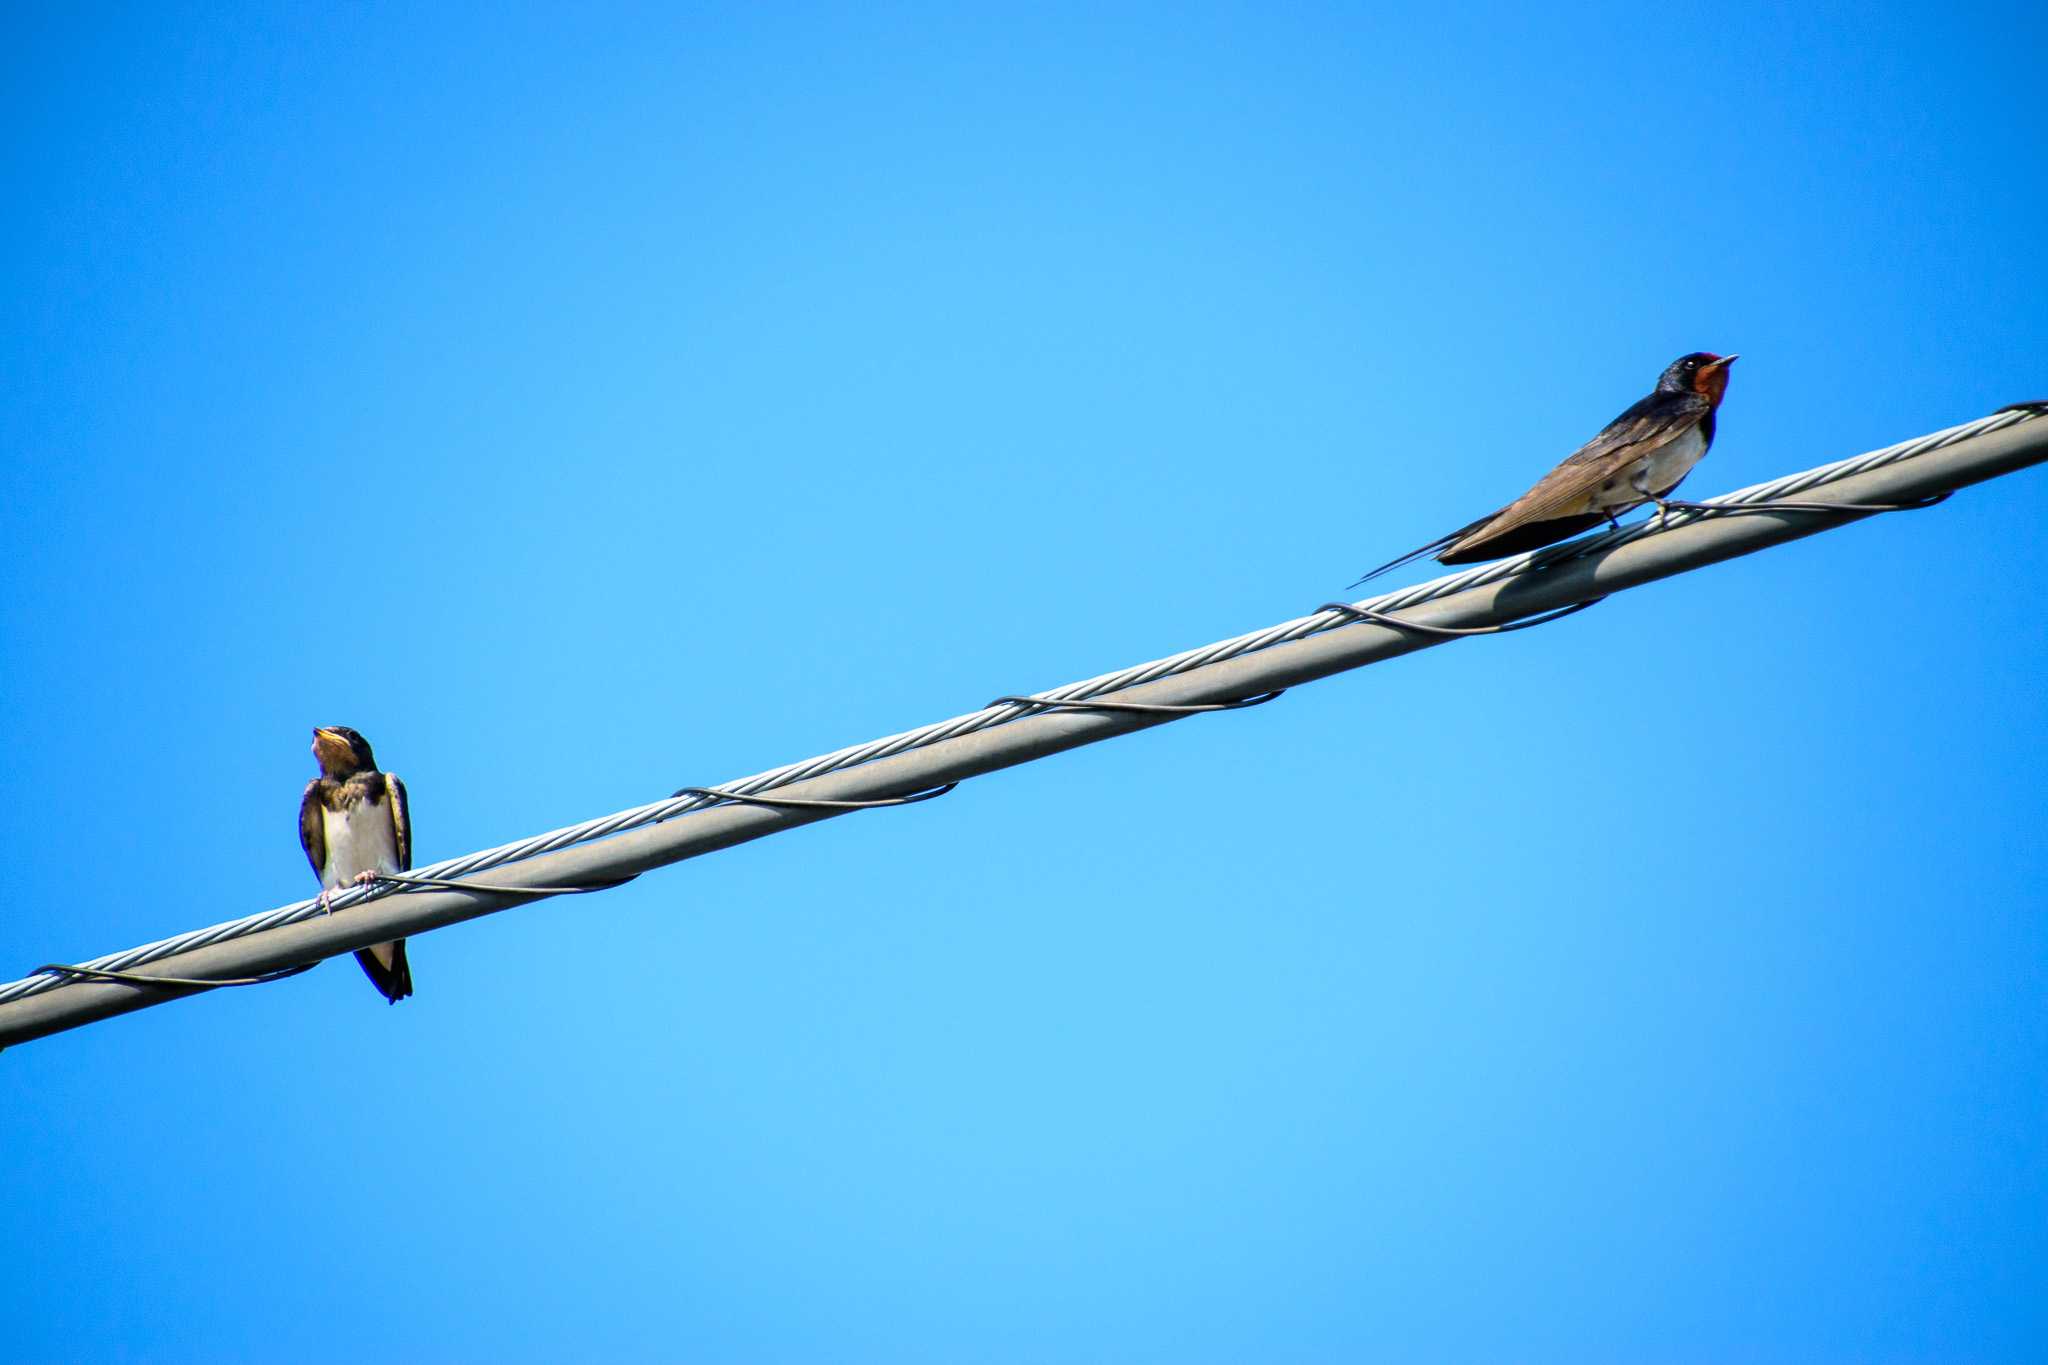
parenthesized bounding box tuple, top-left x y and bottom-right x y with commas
(298, 781, 326, 878)
(358, 772, 417, 1003)
(1436, 510, 1610, 566)
(1443, 393, 1707, 562)
(386, 773, 411, 871)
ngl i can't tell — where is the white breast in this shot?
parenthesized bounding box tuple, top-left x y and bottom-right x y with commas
(1639, 423, 1709, 497)
(1588, 423, 1709, 511)
(320, 797, 401, 890)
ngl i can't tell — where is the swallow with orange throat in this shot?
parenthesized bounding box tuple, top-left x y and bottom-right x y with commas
(299, 726, 415, 1003)
(1353, 351, 1738, 586)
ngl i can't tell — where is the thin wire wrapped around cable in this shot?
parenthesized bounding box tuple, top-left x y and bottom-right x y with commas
(2, 402, 2040, 1008)
(1314, 598, 1605, 638)
(986, 690, 1284, 716)
(31, 961, 319, 990)
(1659, 491, 1952, 518)
(671, 782, 958, 810)
(30, 873, 638, 993)
(370, 872, 641, 897)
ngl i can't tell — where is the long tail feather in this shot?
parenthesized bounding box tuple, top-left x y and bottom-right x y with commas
(1348, 513, 1495, 588)
(355, 941, 413, 1004)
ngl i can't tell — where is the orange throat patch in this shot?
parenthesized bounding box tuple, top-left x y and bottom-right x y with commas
(1694, 363, 1732, 406)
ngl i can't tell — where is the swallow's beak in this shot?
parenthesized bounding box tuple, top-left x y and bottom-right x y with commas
(1705, 353, 1739, 371)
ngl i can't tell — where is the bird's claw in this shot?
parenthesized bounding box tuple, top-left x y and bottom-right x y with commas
(319, 873, 381, 915)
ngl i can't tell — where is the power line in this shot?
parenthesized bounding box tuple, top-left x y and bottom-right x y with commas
(3, 403, 2043, 1048)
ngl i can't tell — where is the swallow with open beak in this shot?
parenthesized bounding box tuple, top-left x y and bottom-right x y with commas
(299, 726, 414, 1003)
(1353, 352, 1738, 586)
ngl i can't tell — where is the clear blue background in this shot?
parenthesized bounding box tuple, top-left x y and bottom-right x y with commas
(4, 3, 2044, 1360)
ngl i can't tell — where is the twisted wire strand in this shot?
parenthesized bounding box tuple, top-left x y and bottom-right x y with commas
(4, 404, 2036, 1006)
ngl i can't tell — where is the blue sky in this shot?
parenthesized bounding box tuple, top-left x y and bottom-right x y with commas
(4, 2, 2045, 1360)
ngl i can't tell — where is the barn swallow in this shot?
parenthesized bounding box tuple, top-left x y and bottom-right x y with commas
(299, 726, 414, 1003)
(1353, 352, 1738, 586)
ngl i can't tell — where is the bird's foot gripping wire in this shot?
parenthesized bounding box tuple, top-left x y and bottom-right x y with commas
(985, 691, 1285, 717)
(1315, 598, 1605, 638)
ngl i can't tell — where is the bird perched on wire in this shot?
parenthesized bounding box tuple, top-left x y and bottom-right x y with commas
(299, 726, 414, 1003)
(1353, 352, 1739, 586)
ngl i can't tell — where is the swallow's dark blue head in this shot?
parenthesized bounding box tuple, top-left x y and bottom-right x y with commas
(1657, 352, 1739, 403)
(312, 725, 377, 777)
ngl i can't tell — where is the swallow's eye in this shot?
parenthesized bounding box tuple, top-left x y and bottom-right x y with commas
(1683, 359, 1697, 370)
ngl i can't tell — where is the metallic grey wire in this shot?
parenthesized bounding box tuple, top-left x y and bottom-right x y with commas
(3, 404, 2035, 1006)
